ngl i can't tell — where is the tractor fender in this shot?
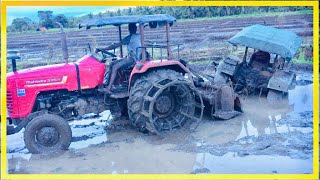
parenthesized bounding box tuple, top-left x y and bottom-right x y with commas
(267, 70, 296, 93)
(214, 56, 240, 84)
(129, 60, 190, 89)
(7, 111, 44, 135)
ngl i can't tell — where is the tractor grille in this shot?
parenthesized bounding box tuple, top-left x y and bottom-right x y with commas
(7, 91, 13, 113)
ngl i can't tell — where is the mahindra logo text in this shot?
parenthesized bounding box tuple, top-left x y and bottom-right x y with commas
(25, 78, 62, 85)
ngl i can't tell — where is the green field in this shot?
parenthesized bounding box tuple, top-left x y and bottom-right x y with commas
(8, 10, 312, 36)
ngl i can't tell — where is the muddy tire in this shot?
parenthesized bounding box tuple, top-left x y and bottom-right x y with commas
(267, 89, 288, 107)
(128, 69, 195, 133)
(24, 114, 72, 154)
(109, 98, 128, 118)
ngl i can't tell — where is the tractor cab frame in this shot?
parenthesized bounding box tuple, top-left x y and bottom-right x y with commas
(79, 14, 180, 62)
(79, 14, 187, 98)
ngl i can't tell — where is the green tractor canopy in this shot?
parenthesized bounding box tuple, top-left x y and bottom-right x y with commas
(228, 24, 302, 59)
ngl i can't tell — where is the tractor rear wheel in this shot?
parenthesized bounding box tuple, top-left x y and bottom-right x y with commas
(128, 69, 195, 134)
(24, 114, 72, 154)
(109, 98, 128, 118)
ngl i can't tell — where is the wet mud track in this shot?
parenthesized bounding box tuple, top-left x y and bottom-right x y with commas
(6, 73, 313, 174)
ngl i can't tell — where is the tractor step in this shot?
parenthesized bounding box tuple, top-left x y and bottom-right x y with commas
(110, 92, 129, 99)
(98, 86, 129, 99)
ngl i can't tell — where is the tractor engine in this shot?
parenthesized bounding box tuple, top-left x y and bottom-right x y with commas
(35, 90, 107, 120)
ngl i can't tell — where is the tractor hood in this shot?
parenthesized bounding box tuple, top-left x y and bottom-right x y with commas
(7, 55, 100, 80)
(7, 62, 80, 94)
(7, 63, 75, 80)
(7, 55, 104, 91)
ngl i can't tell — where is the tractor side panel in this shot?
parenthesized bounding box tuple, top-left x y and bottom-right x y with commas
(220, 56, 240, 76)
(7, 64, 79, 119)
(214, 56, 241, 85)
(267, 70, 296, 92)
(129, 60, 190, 88)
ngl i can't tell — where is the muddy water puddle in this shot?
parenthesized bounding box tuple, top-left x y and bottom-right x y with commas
(193, 152, 312, 174)
(6, 76, 313, 174)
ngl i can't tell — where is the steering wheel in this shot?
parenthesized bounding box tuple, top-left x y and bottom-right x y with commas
(95, 48, 117, 60)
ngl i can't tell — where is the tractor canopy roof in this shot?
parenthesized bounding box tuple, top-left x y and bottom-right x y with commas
(79, 14, 176, 29)
(227, 24, 302, 59)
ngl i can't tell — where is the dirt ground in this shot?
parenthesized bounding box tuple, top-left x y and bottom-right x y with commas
(5, 65, 313, 174)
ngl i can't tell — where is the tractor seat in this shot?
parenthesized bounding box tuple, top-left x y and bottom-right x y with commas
(249, 50, 271, 71)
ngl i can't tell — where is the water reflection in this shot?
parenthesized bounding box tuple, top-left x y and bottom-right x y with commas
(236, 82, 313, 140)
(192, 82, 313, 174)
(288, 83, 313, 113)
(193, 152, 312, 174)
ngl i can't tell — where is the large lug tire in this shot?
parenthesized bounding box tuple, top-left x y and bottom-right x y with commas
(109, 98, 128, 118)
(128, 69, 195, 133)
(24, 114, 72, 154)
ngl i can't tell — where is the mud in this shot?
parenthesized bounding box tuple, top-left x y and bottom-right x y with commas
(172, 131, 312, 159)
(5, 71, 314, 174)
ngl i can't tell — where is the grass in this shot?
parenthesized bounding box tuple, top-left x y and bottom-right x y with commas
(292, 49, 313, 65)
(8, 27, 80, 36)
(179, 10, 312, 22)
(7, 25, 113, 36)
(6, 58, 67, 72)
(7, 10, 312, 36)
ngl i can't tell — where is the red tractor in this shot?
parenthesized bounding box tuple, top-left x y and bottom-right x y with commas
(7, 14, 242, 154)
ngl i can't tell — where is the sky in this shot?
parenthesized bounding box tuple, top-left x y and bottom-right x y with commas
(6, 6, 132, 26)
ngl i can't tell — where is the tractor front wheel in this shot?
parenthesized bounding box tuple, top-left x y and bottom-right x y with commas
(24, 114, 72, 154)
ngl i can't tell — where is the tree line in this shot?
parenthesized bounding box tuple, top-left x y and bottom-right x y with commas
(7, 6, 311, 32)
(7, 11, 69, 32)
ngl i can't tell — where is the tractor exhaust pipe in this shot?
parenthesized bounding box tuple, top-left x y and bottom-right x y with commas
(55, 22, 69, 63)
(7, 50, 21, 72)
